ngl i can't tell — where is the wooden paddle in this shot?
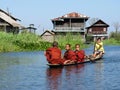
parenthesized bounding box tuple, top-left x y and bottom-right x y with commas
(89, 40, 97, 63)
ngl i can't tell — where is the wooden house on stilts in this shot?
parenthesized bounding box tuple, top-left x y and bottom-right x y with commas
(86, 19, 109, 41)
(51, 12, 89, 40)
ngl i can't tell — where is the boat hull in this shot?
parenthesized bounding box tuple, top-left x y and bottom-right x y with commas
(47, 54, 103, 68)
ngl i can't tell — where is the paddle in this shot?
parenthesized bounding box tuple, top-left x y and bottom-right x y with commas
(87, 55, 96, 63)
(89, 40, 97, 63)
(93, 39, 97, 54)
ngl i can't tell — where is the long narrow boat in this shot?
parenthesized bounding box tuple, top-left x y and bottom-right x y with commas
(47, 54, 103, 68)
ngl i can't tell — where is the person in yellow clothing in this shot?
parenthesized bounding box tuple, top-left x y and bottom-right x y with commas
(93, 37, 104, 58)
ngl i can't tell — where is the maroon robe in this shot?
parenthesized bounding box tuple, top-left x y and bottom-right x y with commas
(74, 50, 85, 63)
(64, 50, 77, 62)
(45, 47, 64, 64)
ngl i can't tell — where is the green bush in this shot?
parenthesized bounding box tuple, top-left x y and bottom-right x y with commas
(54, 33, 88, 49)
(0, 32, 89, 52)
(103, 38, 120, 45)
(0, 32, 51, 52)
(110, 32, 120, 41)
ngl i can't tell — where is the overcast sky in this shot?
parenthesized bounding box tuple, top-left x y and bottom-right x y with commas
(0, 0, 120, 34)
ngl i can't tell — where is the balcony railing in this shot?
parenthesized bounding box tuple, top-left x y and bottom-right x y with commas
(88, 31, 107, 34)
(92, 34, 108, 37)
(54, 27, 85, 32)
(55, 27, 84, 30)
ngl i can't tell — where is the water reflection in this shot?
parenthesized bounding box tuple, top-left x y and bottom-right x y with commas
(94, 59, 104, 90)
(45, 59, 106, 90)
(46, 64, 84, 90)
(0, 56, 22, 70)
(0, 52, 42, 69)
(46, 68, 63, 90)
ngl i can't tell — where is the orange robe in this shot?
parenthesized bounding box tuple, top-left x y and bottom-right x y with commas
(45, 47, 64, 64)
(64, 50, 77, 62)
(74, 50, 85, 63)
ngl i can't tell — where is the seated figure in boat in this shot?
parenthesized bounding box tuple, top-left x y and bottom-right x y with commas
(74, 44, 86, 63)
(45, 41, 65, 65)
(64, 44, 77, 64)
(93, 37, 104, 58)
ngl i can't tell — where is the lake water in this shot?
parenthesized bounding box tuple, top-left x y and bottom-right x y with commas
(0, 46, 120, 90)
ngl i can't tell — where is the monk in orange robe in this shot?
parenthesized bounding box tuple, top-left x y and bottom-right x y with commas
(64, 44, 77, 63)
(45, 41, 64, 64)
(74, 44, 85, 63)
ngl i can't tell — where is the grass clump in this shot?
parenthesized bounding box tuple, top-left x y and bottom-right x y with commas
(103, 32, 120, 45)
(103, 38, 120, 45)
(0, 32, 51, 52)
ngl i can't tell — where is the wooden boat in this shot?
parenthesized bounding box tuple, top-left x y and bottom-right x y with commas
(47, 54, 103, 68)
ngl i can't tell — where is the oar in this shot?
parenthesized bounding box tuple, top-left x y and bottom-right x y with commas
(89, 57, 96, 63)
(87, 55, 96, 63)
(93, 39, 97, 54)
(88, 41, 97, 63)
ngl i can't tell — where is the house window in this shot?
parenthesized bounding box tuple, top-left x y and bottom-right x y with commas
(103, 28, 106, 32)
(89, 28, 92, 32)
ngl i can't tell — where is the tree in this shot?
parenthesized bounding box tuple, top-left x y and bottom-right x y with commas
(113, 22, 120, 33)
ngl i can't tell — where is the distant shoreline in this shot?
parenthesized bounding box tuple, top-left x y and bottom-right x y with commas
(0, 32, 120, 52)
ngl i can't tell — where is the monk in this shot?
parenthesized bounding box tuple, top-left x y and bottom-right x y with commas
(74, 44, 85, 63)
(45, 41, 64, 65)
(64, 44, 77, 64)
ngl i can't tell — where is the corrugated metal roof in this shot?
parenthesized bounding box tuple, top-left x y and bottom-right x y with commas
(52, 12, 89, 21)
(0, 10, 22, 27)
(0, 9, 17, 20)
(41, 30, 55, 36)
(62, 12, 89, 18)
